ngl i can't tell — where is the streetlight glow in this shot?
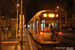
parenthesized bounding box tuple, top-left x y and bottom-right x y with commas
(17, 4, 19, 6)
(57, 6, 59, 8)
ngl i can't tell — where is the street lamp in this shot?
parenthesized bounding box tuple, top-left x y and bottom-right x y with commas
(57, 6, 59, 9)
(56, 6, 62, 31)
(17, 4, 19, 7)
(16, 0, 19, 38)
(20, 0, 23, 43)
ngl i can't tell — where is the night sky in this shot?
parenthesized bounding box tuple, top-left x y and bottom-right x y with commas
(1, 0, 17, 18)
(25, 0, 59, 23)
(1, 0, 59, 23)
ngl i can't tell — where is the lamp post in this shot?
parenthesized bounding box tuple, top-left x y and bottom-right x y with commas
(20, 0, 23, 43)
(0, 11, 1, 50)
(16, 0, 19, 38)
(56, 6, 62, 31)
(0, 5, 2, 50)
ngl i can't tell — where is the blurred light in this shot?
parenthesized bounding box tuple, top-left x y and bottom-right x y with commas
(23, 22, 24, 25)
(20, 15, 21, 20)
(28, 25, 29, 28)
(1, 16, 4, 18)
(59, 32, 62, 35)
(57, 6, 59, 8)
(56, 14, 58, 17)
(19, 15, 21, 25)
(42, 20, 45, 23)
(49, 14, 55, 17)
(40, 31, 44, 35)
(49, 24, 51, 27)
(19, 15, 21, 29)
(23, 15, 24, 26)
(25, 25, 26, 27)
(43, 13, 47, 17)
(17, 4, 19, 6)
(42, 10, 45, 12)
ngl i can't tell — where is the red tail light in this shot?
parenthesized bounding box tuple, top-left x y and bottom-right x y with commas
(59, 32, 62, 35)
(40, 31, 44, 35)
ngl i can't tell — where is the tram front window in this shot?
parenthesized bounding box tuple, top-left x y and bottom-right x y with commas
(44, 23, 58, 32)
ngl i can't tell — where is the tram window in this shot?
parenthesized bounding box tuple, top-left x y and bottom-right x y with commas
(54, 23, 57, 29)
(45, 24, 48, 27)
(44, 23, 50, 31)
(33, 22, 35, 31)
(44, 23, 45, 27)
(44, 23, 58, 32)
(30, 23, 31, 29)
(51, 23, 54, 28)
(41, 24, 43, 31)
(36, 21, 38, 34)
(28, 24, 29, 29)
(30, 23, 32, 29)
(31, 23, 33, 30)
(33, 22, 34, 30)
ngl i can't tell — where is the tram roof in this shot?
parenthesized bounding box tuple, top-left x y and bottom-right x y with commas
(28, 10, 58, 23)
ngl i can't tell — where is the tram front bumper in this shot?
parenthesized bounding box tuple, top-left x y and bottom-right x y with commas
(39, 41, 61, 44)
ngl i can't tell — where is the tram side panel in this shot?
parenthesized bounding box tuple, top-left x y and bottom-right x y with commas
(28, 20, 39, 41)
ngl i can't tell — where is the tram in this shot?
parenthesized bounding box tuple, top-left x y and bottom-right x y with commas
(28, 10, 62, 44)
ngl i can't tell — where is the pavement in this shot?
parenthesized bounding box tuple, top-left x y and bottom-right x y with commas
(1, 30, 38, 50)
(1, 30, 75, 50)
(61, 33, 75, 47)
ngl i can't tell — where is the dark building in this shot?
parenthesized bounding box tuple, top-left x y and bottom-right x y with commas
(1, 16, 11, 40)
(55, 0, 75, 33)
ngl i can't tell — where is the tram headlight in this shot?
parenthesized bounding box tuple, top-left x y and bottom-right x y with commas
(56, 14, 58, 17)
(48, 14, 55, 17)
(43, 13, 47, 17)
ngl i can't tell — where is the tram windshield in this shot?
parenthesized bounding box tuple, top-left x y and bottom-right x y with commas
(41, 23, 58, 32)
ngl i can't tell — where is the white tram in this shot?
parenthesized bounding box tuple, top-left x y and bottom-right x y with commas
(28, 10, 62, 44)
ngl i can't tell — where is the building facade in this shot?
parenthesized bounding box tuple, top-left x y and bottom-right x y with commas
(1, 16, 11, 40)
(55, 0, 75, 33)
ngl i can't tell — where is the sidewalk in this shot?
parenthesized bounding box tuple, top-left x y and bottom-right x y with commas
(1, 30, 33, 50)
(61, 33, 75, 47)
(62, 33, 75, 39)
(2, 37, 19, 50)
